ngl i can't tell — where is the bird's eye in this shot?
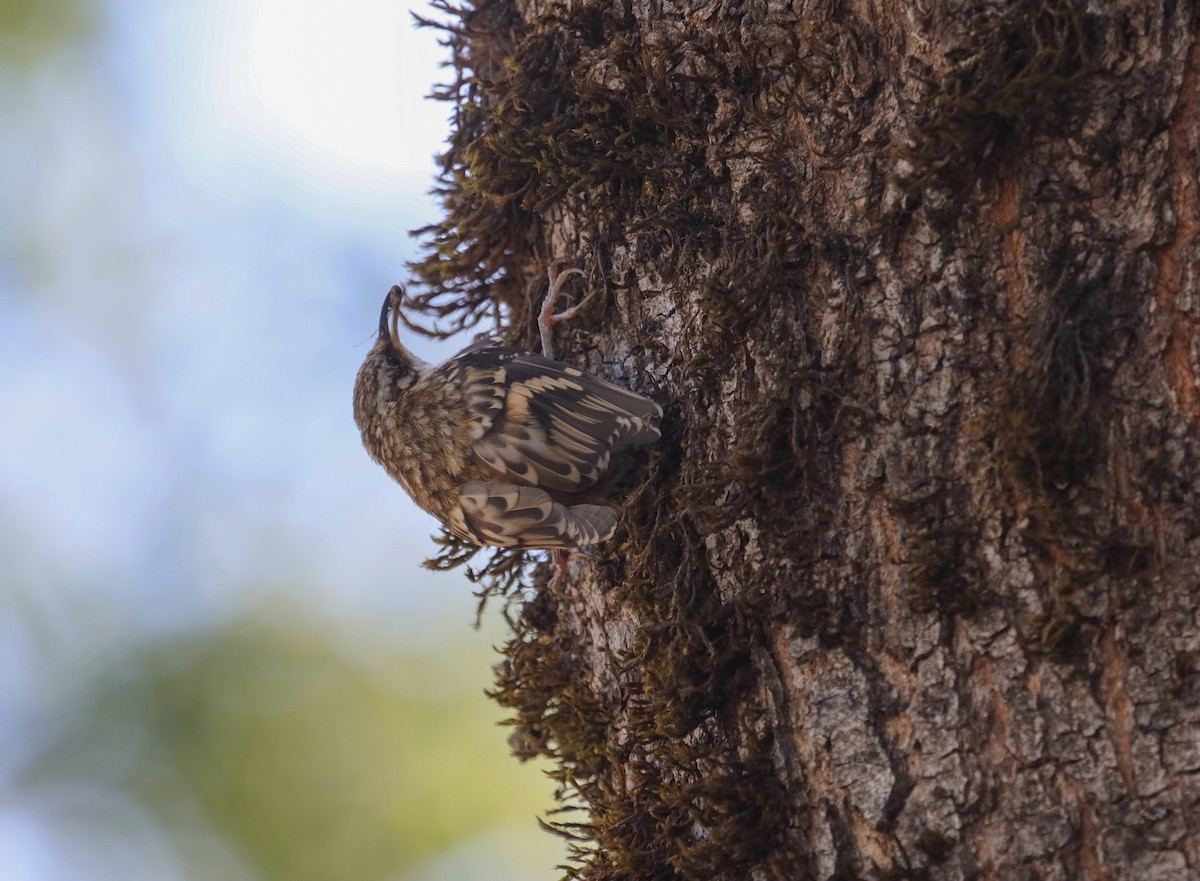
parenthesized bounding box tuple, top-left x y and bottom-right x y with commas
(385, 354, 401, 368)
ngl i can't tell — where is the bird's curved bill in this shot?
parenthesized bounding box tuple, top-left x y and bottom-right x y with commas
(380, 285, 406, 351)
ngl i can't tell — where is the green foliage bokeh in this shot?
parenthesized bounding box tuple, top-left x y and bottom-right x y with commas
(26, 601, 561, 881)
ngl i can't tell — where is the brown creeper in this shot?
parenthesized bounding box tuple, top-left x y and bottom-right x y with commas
(353, 285, 662, 549)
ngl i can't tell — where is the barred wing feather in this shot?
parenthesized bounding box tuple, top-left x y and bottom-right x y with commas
(446, 349, 662, 493)
(457, 482, 619, 548)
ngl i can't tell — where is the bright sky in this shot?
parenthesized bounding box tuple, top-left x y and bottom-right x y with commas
(0, 0, 534, 878)
(243, 0, 447, 170)
(0, 0, 476, 654)
(150, 0, 449, 215)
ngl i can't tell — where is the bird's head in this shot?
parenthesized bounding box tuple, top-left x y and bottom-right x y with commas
(353, 285, 428, 430)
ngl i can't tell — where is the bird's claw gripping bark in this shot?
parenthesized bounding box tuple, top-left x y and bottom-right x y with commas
(539, 264, 591, 359)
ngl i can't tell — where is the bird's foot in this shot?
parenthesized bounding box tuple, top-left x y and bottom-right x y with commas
(538, 263, 591, 359)
(545, 547, 596, 592)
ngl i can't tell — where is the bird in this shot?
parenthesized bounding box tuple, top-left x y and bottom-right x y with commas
(353, 280, 662, 550)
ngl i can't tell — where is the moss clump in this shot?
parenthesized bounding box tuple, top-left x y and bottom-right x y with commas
(406, 1, 896, 877)
(904, 0, 1093, 189)
(988, 241, 1158, 661)
(490, 495, 789, 880)
(993, 247, 1130, 494)
(422, 528, 533, 623)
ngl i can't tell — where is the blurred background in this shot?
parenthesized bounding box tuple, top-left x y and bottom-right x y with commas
(0, 1, 562, 879)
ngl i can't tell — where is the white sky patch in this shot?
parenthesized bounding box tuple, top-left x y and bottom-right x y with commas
(246, 0, 447, 170)
(158, 0, 449, 214)
(0, 0, 461, 621)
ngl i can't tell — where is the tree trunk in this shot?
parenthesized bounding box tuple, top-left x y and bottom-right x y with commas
(411, 1, 1200, 878)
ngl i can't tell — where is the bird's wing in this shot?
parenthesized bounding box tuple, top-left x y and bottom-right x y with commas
(441, 348, 662, 492)
(453, 481, 618, 549)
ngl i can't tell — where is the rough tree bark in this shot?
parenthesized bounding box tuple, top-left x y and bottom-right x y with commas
(409, 1, 1200, 879)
